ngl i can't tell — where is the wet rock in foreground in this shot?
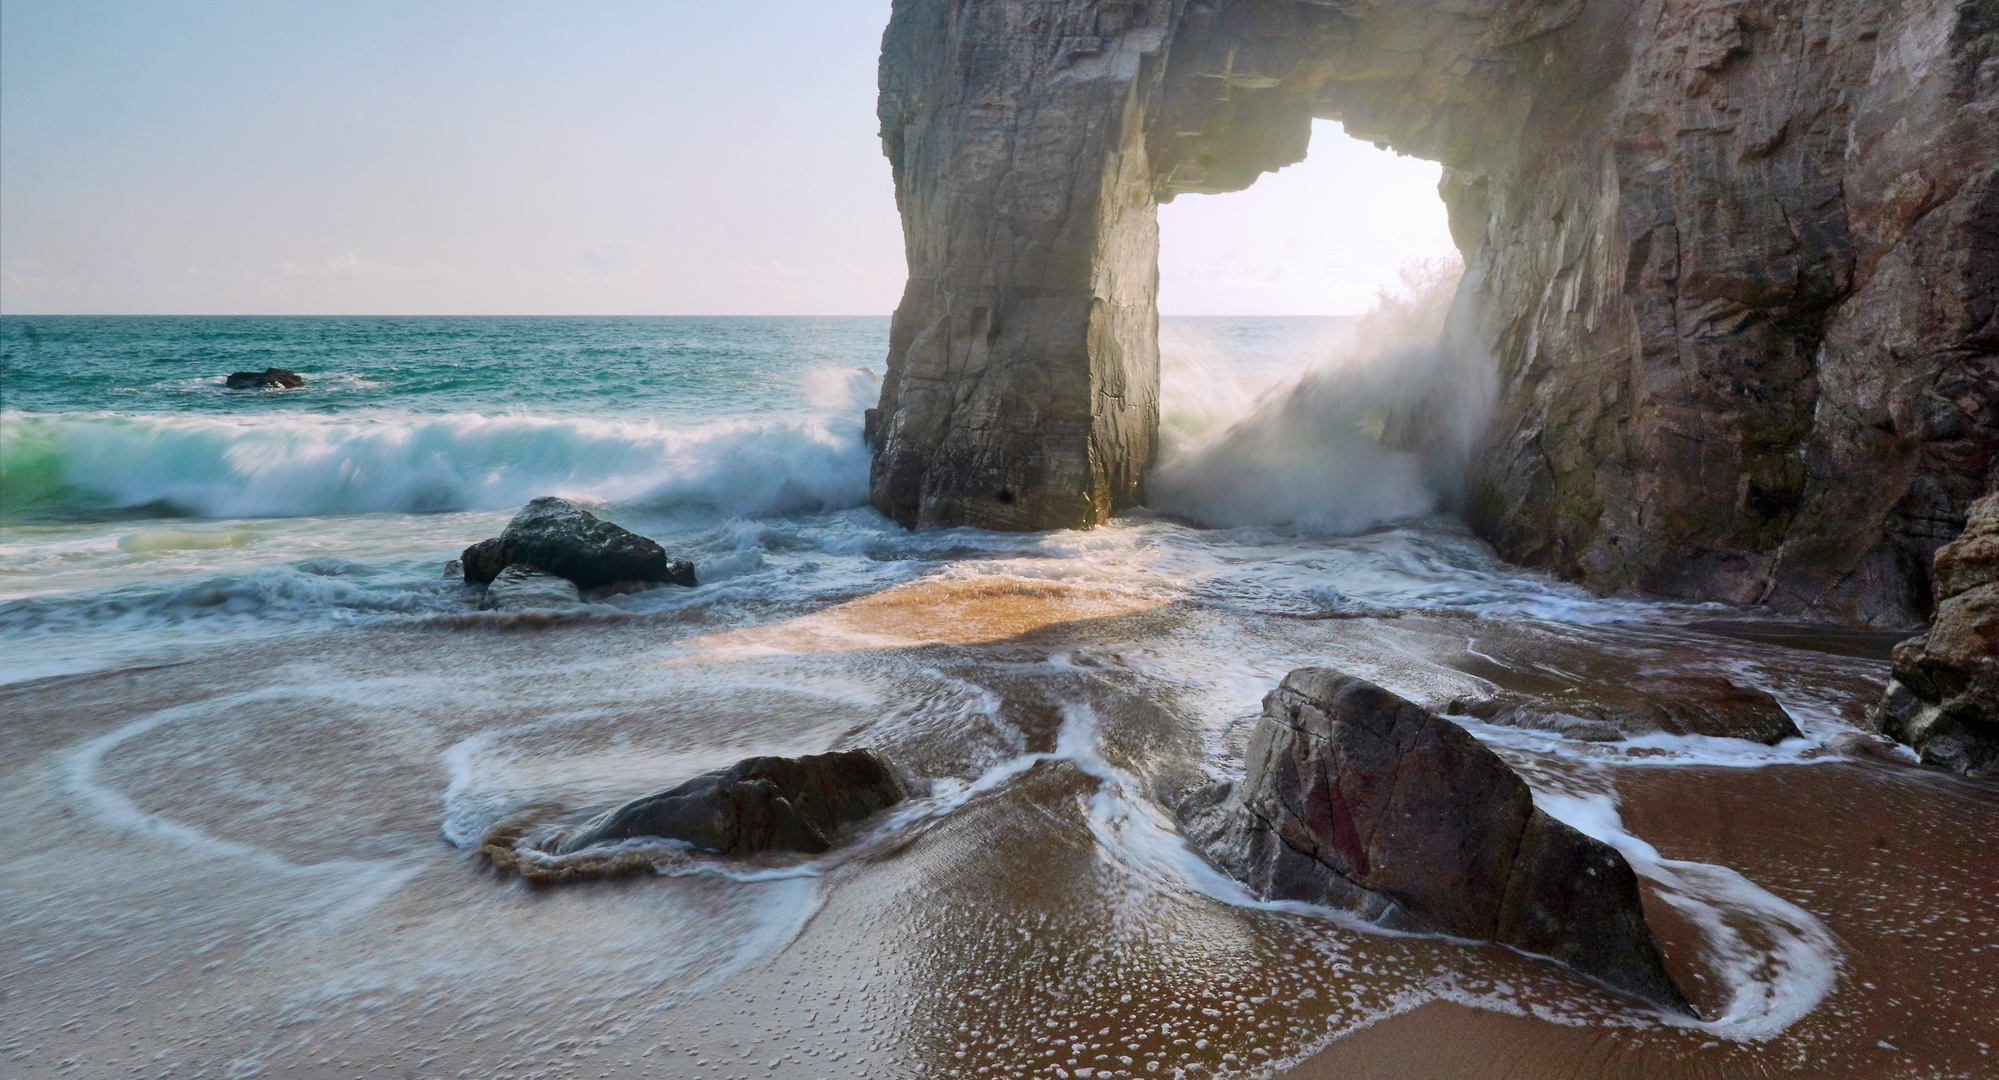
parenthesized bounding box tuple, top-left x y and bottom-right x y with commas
(1182, 668, 1692, 1014)
(556, 749, 907, 857)
(1874, 493, 1999, 777)
(224, 367, 304, 389)
(1449, 674, 1801, 745)
(460, 496, 695, 591)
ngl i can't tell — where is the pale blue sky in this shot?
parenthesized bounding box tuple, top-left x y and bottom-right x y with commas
(0, 1, 1453, 315)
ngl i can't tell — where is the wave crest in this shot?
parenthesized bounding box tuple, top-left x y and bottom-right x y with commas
(1, 410, 872, 521)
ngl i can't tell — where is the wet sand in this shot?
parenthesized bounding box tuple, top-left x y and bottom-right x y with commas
(4, 578, 1994, 1079)
(1284, 762, 1999, 1079)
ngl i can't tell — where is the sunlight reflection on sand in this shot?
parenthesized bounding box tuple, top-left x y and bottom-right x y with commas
(690, 573, 1171, 655)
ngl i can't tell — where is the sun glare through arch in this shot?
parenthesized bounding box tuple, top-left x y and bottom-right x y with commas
(1156, 119, 1457, 317)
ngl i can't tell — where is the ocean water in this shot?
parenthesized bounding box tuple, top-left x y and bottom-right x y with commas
(0, 312, 1520, 683)
(6, 315, 1980, 1080)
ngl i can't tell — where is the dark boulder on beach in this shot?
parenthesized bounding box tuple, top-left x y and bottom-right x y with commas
(224, 367, 304, 389)
(1873, 493, 1999, 778)
(1448, 674, 1801, 746)
(1181, 668, 1691, 1014)
(556, 749, 907, 856)
(459, 496, 695, 591)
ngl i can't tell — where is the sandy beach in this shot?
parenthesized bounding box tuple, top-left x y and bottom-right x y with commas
(5, 570, 1989, 1079)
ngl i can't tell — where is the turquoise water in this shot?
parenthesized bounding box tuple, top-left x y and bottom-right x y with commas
(1, 316, 889, 520)
(0, 317, 1875, 1068)
(0, 315, 891, 420)
(0, 313, 1636, 683)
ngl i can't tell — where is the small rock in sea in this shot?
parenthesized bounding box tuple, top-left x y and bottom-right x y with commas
(224, 367, 305, 389)
(1448, 674, 1801, 745)
(477, 563, 583, 611)
(459, 496, 696, 591)
(1873, 492, 1999, 777)
(1180, 668, 1692, 1014)
(555, 749, 907, 856)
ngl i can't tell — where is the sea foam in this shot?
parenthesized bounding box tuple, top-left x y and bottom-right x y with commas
(1, 409, 872, 520)
(1149, 258, 1493, 535)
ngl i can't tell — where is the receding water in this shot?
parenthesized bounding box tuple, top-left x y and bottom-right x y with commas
(1, 314, 1990, 1080)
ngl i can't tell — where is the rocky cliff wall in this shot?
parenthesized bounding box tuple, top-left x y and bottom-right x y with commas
(872, 0, 1175, 529)
(873, 0, 1999, 623)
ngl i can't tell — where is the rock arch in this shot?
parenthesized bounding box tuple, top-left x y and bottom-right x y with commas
(870, 0, 1998, 624)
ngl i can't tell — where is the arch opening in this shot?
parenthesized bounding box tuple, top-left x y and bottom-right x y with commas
(1149, 121, 1486, 535)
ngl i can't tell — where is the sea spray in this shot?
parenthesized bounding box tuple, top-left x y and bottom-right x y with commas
(1, 407, 873, 521)
(1150, 257, 1494, 533)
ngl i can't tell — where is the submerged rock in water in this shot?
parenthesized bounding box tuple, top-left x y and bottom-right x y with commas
(459, 496, 696, 591)
(224, 367, 304, 389)
(477, 563, 583, 611)
(1449, 674, 1801, 746)
(1182, 668, 1691, 1014)
(556, 749, 906, 856)
(1874, 494, 1999, 777)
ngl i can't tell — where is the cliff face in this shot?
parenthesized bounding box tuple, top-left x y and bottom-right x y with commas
(873, 0, 1999, 623)
(872, 0, 1173, 530)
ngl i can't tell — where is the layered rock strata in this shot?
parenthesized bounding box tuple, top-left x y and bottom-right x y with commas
(1873, 491, 1999, 775)
(1181, 668, 1691, 1012)
(872, 0, 1998, 623)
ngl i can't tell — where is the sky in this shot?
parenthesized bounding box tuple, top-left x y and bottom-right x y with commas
(0, 1, 1455, 317)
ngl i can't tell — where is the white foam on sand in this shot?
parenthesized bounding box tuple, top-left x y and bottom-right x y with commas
(1534, 789, 1841, 1041)
(1037, 697, 1841, 1043)
(62, 689, 420, 924)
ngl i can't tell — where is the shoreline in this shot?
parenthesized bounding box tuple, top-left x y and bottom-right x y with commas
(4, 573, 1992, 1079)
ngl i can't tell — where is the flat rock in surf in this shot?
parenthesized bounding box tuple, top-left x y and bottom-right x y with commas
(461, 496, 696, 591)
(1181, 668, 1693, 1014)
(1447, 674, 1801, 745)
(556, 749, 907, 856)
(477, 563, 583, 611)
(224, 367, 305, 389)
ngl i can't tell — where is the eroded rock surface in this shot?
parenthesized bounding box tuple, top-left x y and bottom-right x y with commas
(1182, 668, 1690, 1012)
(873, 0, 1998, 623)
(555, 750, 907, 856)
(1450, 674, 1801, 745)
(1874, 492, 1999, 776)
(460, 496, 695, 591)
(871, 0, 1168, 529)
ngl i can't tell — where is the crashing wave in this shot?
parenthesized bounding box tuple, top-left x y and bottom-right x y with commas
(0, 409, 872, 521)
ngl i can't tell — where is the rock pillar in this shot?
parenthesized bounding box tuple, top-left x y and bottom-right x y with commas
(870, 0, 1169, 530)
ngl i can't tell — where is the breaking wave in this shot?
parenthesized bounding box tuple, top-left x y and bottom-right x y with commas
(0, 408, 872, 521)
(1150, 258, 1494, 535)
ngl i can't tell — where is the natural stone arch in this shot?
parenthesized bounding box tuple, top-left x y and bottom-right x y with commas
(870, 0, 1998, 624)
